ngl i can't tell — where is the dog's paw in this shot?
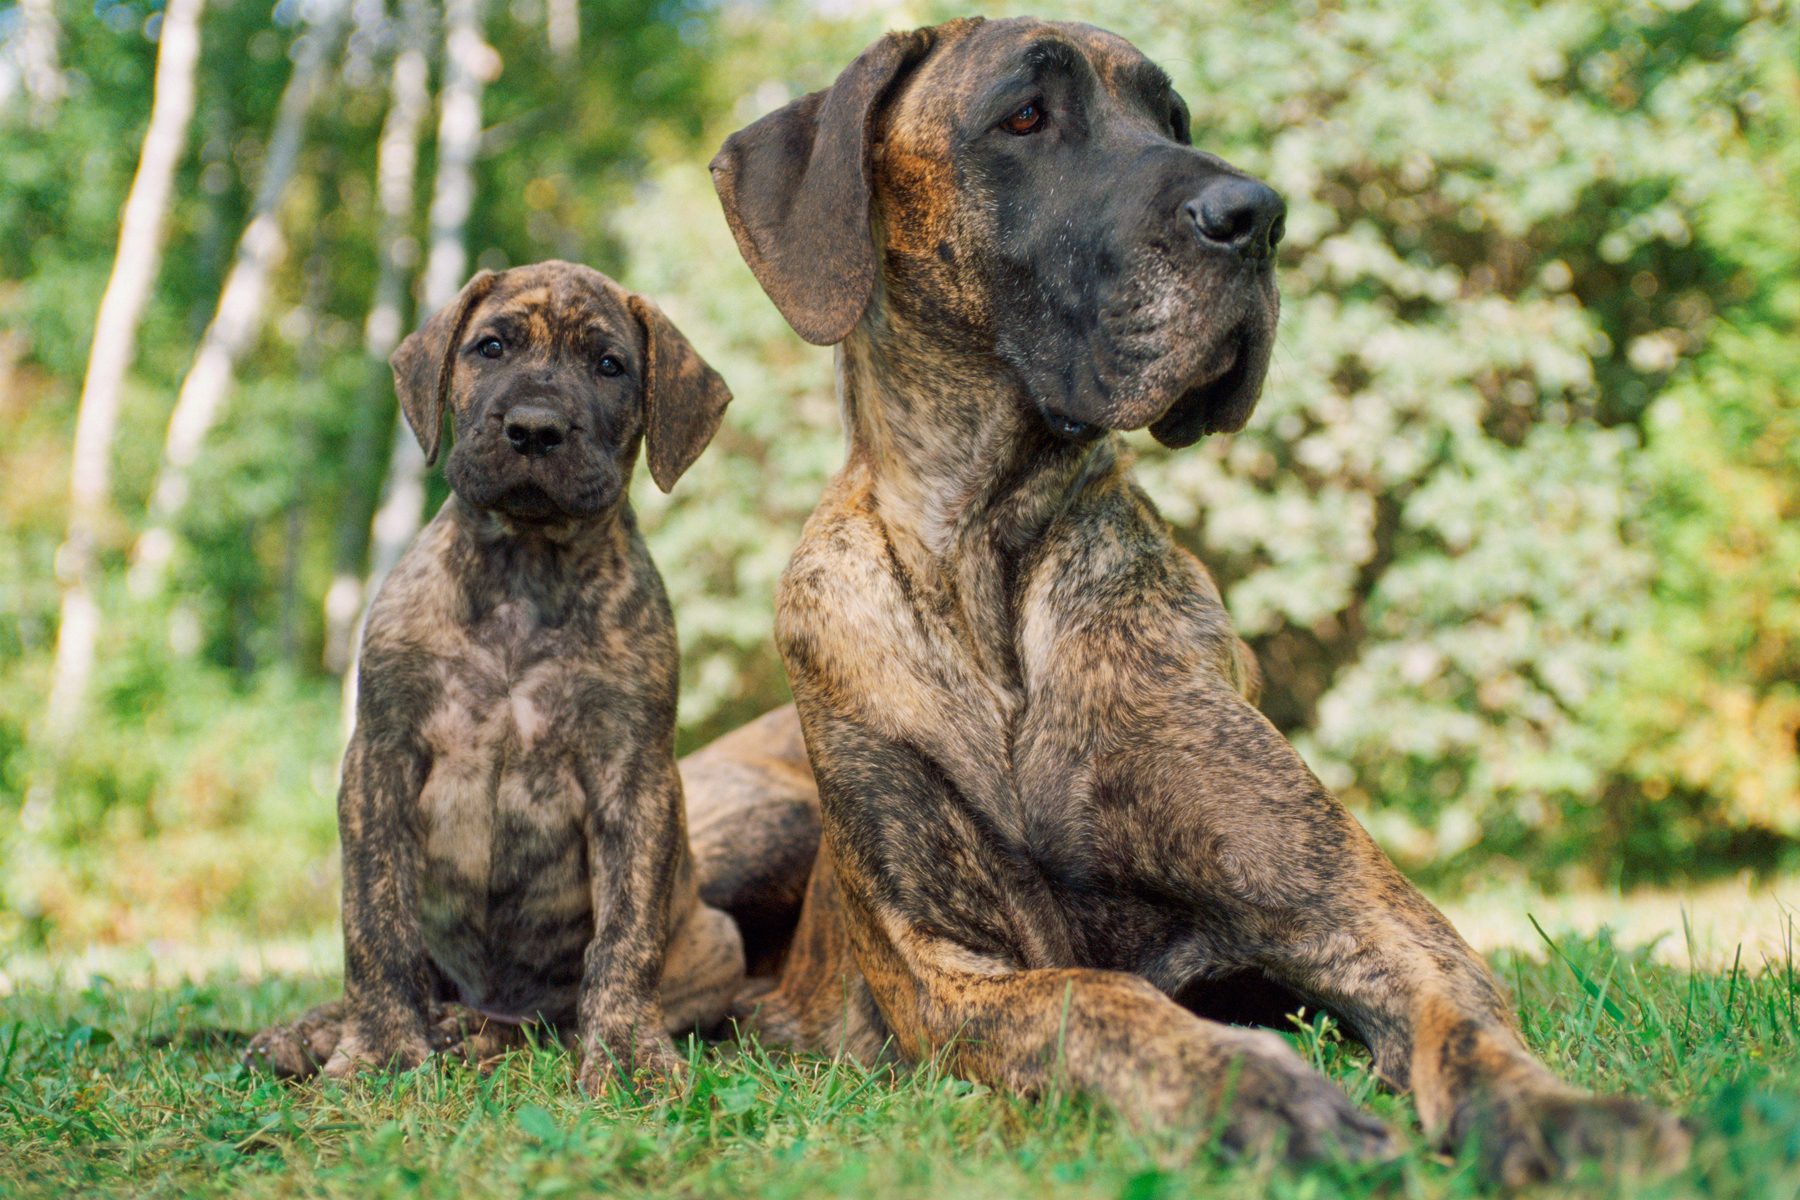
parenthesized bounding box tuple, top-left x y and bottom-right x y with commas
(320, 1027, 433, 1079)
(425, 1002, 533, 1069)
(576, 1031, 687, 1098)
(1454, 1086, 1690, 1187)
(243, 1000, 346, 1079)
(1211, 1030, 1398, 1165)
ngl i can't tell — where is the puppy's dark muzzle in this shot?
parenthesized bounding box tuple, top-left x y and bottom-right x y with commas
(504, 405, 568, 457)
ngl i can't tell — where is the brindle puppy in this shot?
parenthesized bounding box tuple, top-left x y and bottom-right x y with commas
(700, 18, 1689, 1183)
(245, 261, 743, 1092)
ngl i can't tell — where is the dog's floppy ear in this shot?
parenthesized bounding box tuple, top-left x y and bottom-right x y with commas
(710, 27, 938, 346)
(630, 293, 733, 493)
(389, 270, 499, 466)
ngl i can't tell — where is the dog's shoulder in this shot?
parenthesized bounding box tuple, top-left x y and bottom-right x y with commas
(779, 469, 895, 607)
(361, 505, 464, 657)
(774, 465, 927, 672)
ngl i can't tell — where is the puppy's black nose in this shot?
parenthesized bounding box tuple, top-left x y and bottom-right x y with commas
(503, 405, 566, 457)
(1186, 176, 1286, 261)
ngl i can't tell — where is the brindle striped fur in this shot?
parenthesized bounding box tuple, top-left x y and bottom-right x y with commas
(693, 18, 1690, 1185)
(246, 262, 742, 1093)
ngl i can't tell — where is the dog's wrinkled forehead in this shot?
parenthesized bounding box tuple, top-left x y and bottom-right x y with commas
(461, 263, 634, 370)
(883, 19, 1186, 150)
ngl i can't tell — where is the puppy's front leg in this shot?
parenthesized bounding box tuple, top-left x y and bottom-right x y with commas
(574, 748, 687, 1095)
(324, 727, 435, 1077)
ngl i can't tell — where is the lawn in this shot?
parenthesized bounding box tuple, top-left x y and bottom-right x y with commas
(1, 931, 1797, 1199)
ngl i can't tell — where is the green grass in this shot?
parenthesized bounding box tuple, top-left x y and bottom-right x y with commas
(1, 932, 1797, 1199)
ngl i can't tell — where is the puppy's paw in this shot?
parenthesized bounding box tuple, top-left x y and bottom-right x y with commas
(321, 1026, 433, 1079)
(1211, 1030, 1398, 1165)
(243, 1000, 345, 1079)
(426, 1002, 533, 1069)
(1455, 1085, 1691, 1187)
(576, 1030, 687, 1098)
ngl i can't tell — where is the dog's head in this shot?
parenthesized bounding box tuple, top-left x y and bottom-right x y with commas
(390, 260, 732, 522)
(712, 17, 1282, 448)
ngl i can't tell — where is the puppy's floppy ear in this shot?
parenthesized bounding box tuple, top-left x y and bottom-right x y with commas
(630, 293, 733, 493)
(389, 270, 499, 466)
(710, 26, 940, 346)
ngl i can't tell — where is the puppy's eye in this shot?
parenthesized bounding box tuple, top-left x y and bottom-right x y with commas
(477, 337, 504, 359)
(1001, 101, 1045, 136)
(597, 355, 623, 378)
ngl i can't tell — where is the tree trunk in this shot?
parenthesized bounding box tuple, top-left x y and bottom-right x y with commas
(278, 248, 331, 668)
(16, 0, 67, 122)
(343, 0, 492, 736)
(545, 0, 578, 60)
(321, 0, 434, 675)
(129, 0, 350, 597)
(45, 0, 206, 739)
(363, 0, 491, 594)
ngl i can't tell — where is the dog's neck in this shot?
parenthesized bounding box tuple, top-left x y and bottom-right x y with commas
(838, 310, 1117, 681)
(446, 496, 632, 622)
(840, 312, 1112, 556)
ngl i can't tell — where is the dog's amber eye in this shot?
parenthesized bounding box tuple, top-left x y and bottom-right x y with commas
(478, 337, 504, 359)
(1001, 102, 1044, 135)
(597, 355, 623, 377)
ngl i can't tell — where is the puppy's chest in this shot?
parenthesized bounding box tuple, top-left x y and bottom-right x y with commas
(414, 605, 613, 877)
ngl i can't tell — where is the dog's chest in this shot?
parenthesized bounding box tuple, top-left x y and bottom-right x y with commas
(412, 599, 602, 1019)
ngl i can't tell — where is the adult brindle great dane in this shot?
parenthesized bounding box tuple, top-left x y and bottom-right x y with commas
(685, 16, 1689, 1185)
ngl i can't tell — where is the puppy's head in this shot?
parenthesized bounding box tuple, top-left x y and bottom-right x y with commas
(712, 17, 1282, 448)
(391, 261, 732, 522)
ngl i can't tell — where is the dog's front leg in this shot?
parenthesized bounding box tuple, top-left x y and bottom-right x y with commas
(324, 730, 435, 1077)
(573, 748, 688, 1095)
(1111, 679, 1691, 1184)
(802, 711, 1396, 1163)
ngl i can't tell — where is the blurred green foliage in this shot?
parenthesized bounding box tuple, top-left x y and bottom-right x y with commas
(0, 0, 1794, 954)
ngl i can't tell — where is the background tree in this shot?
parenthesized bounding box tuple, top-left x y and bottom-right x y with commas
(130, 0, 350, 597)
(0, 0, 1793, 953)
(321, 0, 433, 675)
(14, 0, 66, 121)
(360, 0, 489, 606)
(44, 0, 206, 738)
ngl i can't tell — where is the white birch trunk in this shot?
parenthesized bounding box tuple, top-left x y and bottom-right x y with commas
(362, 0, 491, 594)
(321, 0, 433, 674)
(17, 0, 66, 121)
(130, 0, 350, 597)
(344, 0, 492, 737)
(545, 0, 578, 60)
(45, 0, 206, 738)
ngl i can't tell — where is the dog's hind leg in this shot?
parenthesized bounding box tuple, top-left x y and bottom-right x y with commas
(681, 704, 821, 976)
(657, 894, 746, 1036)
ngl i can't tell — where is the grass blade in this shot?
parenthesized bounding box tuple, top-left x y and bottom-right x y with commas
(1529, 913, 1629, 1025)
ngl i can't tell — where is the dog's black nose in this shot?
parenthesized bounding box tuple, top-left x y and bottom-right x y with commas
(503, 405, 567, 457)
(1186, 177, 1286, 261)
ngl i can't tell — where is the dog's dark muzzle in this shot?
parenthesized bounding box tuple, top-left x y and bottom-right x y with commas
(504, 404, 568, 457)
(1021, 153, 1282, 449)
(448, 393, 621, 521)
(1039, 408, 1107, 444)
(1185, 175, 1286, 263)
(1149, 324, 1272, 448)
